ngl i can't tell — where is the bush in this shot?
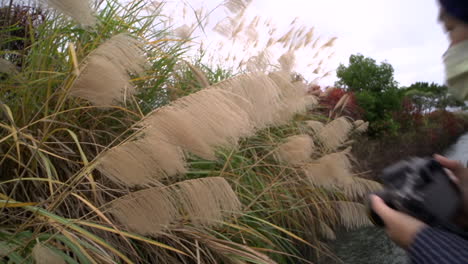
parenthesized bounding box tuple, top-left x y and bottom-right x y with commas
(320, 87, 362, 119)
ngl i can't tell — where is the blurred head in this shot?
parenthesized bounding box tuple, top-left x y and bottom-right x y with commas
(439, 0, 468, 46)
(439, 0, 468, 100)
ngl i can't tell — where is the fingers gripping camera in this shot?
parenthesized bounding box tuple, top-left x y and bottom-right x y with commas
(368, 158, 463, 229)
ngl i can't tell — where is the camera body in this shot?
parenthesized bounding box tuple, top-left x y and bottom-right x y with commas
(369, 157, 462, 227)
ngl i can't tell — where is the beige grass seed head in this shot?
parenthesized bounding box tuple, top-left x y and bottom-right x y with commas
(70, 34, 147, 106)
(175, 177, 242, 226)
(42, 0, 96, 27)
(108, 186, 179, 236)
(32, 243, 65, 264)
(318, 117, 353, 152)
(0, 58, 17, 75)
(275, 135, 314, 165)
(97, 136, 186, 187)
(109, 177, 241, 235)
(303, 149, 353, 188)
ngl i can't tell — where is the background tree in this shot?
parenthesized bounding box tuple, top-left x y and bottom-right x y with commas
(336, 54, 398, 93)
(402, 82, 465, 113)
(336, 54, 402, 135)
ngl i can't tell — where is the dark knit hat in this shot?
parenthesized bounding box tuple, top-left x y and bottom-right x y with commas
(439, 0, 468, 23)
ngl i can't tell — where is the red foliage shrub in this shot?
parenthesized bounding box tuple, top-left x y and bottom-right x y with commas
(426, 110, 465, 137)
(392, 96, 424, 131)
(319, 87, 362, 119)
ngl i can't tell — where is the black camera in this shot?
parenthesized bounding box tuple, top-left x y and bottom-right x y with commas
(368, 157, 462, 228)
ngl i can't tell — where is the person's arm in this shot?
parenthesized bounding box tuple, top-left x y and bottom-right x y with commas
(408, 227, 468, 264)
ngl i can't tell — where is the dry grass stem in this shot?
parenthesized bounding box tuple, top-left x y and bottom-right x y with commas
(70, 34, 147, 106)
(187, 231, 276, 264)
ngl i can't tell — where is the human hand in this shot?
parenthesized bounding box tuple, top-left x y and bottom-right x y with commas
(370, 195, 427, 249)
(434, 154, 468, 227)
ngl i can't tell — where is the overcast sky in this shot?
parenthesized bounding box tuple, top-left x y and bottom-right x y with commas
(177, 0, 449, 87)
(255, 0, 449, 87)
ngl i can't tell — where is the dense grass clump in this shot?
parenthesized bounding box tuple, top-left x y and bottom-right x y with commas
(0, 1, 380, 263)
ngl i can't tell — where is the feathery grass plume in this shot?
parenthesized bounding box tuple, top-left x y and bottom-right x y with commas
(354, 120, 365, 127)
(245, 16, 260, 43)
(267, 72, 315, 124)
(275, 135, 314, 165)
(145, 88, 254, 159)
(317, 117, 353, 152)
(109, 177, 240, 234)
(185, 62, 211, 88)
(143, 107, 214, 160)
(70, 34, 147, 106)
(224, 0, 251, 14)
(139, 72, 310, 165)
(321, 37, 338, 48)
(318, 222, 336, 240)
(336, 202, 372, 229)
(141, 131, 188, 176)
(231, 19, 246, 39)
(105, 72, 310, 186)
(213, 9, 243, 38)
(108, 186, 179, 236)
(354, 120, 369, 134)
(213, 19, 234, 38)
(173, 89, 254, 145)
(278, 51, 295, 72)
(0, 58, 17, 75)
(41, 0, 96, 27)
(97, 134, 186, 186)
(344, 177, 382, 200)
(174, 24, 193, 39)
(142, 106, 215, 160)
(333, 94, 350, 114)
(214, 73, 283, 128)
(32, 243, 65, 264)
(176, 177, 241, 226)
(303, 149, 353, 188)
(305, 120, 325, 135)
(245, 50, 271, 72)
